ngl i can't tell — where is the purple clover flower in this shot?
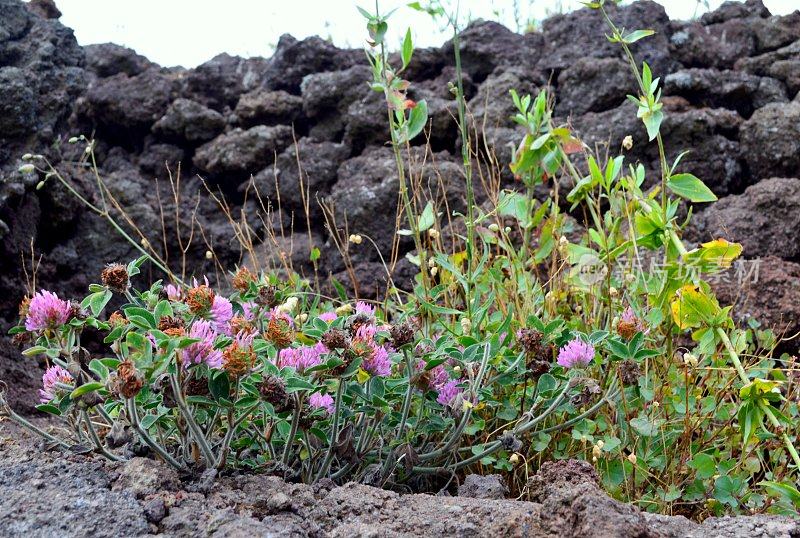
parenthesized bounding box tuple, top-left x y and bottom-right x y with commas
(164, 284, 183, 301)
(355, 301, 375, 316)
(209, 295, 233, 334)
(181, 320, 223, 368)
(319, 311, 337, 323)
(309, 392, 335, 414)
(436, 379, 462, 405)
(557, 338, 595, 368)
(363, 344, 392, 377)
(277, 343, 326, 372)
(39, 364, 73, 403)
(25, 291, 71, 332)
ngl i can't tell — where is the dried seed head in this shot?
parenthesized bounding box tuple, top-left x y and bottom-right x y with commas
(619, 359, 641, 386)
(101, 263, 130, 293)
(389, 321, 415, 349)
(108, 311, 127, 328)
(18, 296, 31, 320)
(229, 315, 255, 337)
(516, 328, 543, 355)
(571, 378, 601, 406)
(256, 285, 278, 308)
(157, 315, 185, 332)
(232, 267, 255, 293)
(616, 320, 638, 340)
(109, 360, 144, 399)
(184, 375, 210, 397)
(622, 135, 633, 150)
(222, 343, 256, 378)
(264, 315, 294, 349)
(321, 328, 350, 350)
(186, 284, 215, 315)
(259, 375, 291, 413)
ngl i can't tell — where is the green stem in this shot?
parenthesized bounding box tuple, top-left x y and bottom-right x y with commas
(168, 374, 216, 465)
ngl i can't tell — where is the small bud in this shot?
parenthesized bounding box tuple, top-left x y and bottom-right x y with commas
(504, 226, 511, 234)
(453, 365, 461, 376)
(18, 163, 35, 174)
(596, 440, 604, 449)
(36, 181, 45, 190)
(622, 135, 633, 150)
(460, 318, 472, 334)
(627, 453, 637, 465)
(84, 145, 92, 154)
(21, 153, 33, 161)
(427, 257, 435, 268)
(277, 296, 299, 314)
(609, 286, 619, 298)
(430, 266, 438, 277)
(68, 136, 79, 144)
(428, 228, 440, 240)
(683, 352, 698, 368)
(488, 223, 500, 232)
(295, 313, 308, 324)
(348, 234, 363, 245)
(141, 238, 150, 248)
(335, 304, 353, 316)
(205, 250, 213, 260)
(652, 400, 660, 409)
(592, 445, 602, 459)
(509, 453, 520, 465)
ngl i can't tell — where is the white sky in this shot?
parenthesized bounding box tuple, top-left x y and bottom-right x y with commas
(50, 0, 797, 68)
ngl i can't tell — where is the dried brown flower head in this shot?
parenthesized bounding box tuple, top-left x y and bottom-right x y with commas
(18, 296, 31, 320)
(184, 375, 210, 397)
(222, 343, 256, 377)
(108, 311, 127, 328)
(110, 360, 144, 399)
(158, 315, 185, 332)
(616, 320, 638, 341)
(101, 263, 130, 293)
(186, 285, 215, 315)
(389, 321, 416, 348)
(232, 267, 256, 293)
(619, 359, 641, 386)
(321, 328, 350, 350)
(259, 375, 291, 412)
(164, 327, 185, 338)
(229, 315, 255, 337)
(256, 285, 278, 308)
(264, 314, 293, 350)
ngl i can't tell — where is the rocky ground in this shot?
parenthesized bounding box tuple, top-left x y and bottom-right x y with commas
(1, 420, 797, 537)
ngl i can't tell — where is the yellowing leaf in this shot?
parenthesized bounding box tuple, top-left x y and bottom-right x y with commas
(356, 368, 370, 384)
(670, 284, 722, 330)
(684, 238, 743, 272)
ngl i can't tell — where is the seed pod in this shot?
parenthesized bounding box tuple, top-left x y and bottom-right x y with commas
(389, 321, 415, 348)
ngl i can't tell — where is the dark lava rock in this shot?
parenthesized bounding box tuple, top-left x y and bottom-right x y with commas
(182, 53, 269, 111)
(663, 68, 787, 117)
(263, 34, 360, 94)
(740, 101, 800, 180)
(538, 0, 675, 76)
(736, 39, 800, 96)
(152, 97, 225, 145)
(234, 89, 304, 128)
(687, 177, 800, 261)
(84, 42, 152, 78)
(557, 57, 632, 116)
(193, 125, 293, 181)
(714, 256, 800, 346)
(441, 20, 542, 82)
(248, 137, 350, 222)
(81, 69, 176, 139)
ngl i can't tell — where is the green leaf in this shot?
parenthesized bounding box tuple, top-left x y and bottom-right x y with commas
(622, 29, 655, 43)
(418, 201, 435, 232)
(70, 382, 105, 399)
(760, 481, 800, 507)
(36, 404, 62, 416)
(401, 28, 413, 69)
(688, 453, 716, 479)
(667, 173, 717, 203)
(638, 106, 663, 141)
(404, 100, 428, 142)
(209, 371, 230, 401)
(310, 246, 321, 262)
(83, 289, 113, 317)
(22, 345, 48, 357)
